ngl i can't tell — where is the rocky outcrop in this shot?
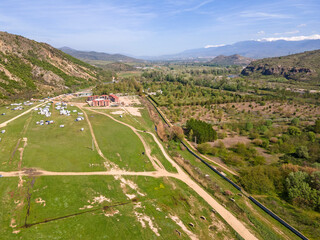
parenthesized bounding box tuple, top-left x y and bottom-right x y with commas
(241, 50, 320, 81)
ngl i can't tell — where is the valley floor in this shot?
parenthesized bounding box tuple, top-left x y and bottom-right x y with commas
(0, 95, 299, 240)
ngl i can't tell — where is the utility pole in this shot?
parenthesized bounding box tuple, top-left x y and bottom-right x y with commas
(194, 136, 197, 145)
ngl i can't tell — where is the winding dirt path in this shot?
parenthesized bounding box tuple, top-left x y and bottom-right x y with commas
(0, 167, 257, 240)
(84, 108, 166, 171)
(0, 104, 258, 240)
(84, 108, 258, 240)
(148, 101, 238, 176)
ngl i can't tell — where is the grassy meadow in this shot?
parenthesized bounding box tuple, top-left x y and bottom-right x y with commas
(0, 175, 240, 239)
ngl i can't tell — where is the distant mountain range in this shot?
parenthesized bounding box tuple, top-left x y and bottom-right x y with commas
(242, 49, 320, 81)
(60, 47, 141, 63)
(208, 54, 252, 66)
(143, 39, 320, 60)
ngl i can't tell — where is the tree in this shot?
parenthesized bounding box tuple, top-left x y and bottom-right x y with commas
(245, 122, 253, 131)
(265, 119, 273, 127)
(240, 166, 276, 194)
(295, 146, 309, 159)
(286, 171, 312, 207)
(310, 172, 320, 190)
(307, 131, 316, 143)
(288, 126, 301, 136)
(172, 126, 184, 140)
(188, 129, 193, 141)
(315, 119, 320, 133)
(291, 118, 300, 126)
(186, 118, 217, 143)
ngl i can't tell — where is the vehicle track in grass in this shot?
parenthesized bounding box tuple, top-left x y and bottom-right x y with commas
(78, 107, 259, 240)
(0, 103, 258, 240)
(0, 102, 46, 129)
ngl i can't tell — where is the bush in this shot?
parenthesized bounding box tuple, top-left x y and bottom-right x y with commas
(245, 122, 253, 131)
(270, 137, 278, 143)
(197, 143, 213, 155)
(265, 119, 273, 127)
(288, 126, 302, 136)
(314, 119, 320, 133)
(240, 166, 282, 194)
(307, 131, 316, 143)
(295, 146, 309, 159)
(222, 154, 245, 166)
(252, 138, 263, 146)
(218, 131, 227, 139)
(249, 130, 260, 139)
(291, 118, 300, 126)
(262, 140, 269, 148)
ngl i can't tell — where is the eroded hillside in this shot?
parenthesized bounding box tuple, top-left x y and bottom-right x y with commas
(0, 32, 109, 103)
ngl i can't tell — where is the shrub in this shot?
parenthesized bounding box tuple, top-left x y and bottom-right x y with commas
(291, 118, 300, 126)
(307, 131, 316, 143)
(295, 146, 309, 159)
(262, 140, 269, 148)
(314, 119, 320, 133)
(197, 143, 213, 155)
(270, 137, 278, 143)
(245, 122, 253, 131)
(249, 130, 260, 139)
(252, 138, 263, 146)
(288, 126, 302, 136)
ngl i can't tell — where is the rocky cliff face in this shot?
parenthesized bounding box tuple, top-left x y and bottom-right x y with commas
(0, 31, 102, 102)
(241, 50, 320, 81)
(242, 64, 314, 78)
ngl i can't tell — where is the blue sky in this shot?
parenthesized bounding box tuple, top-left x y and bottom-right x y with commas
(0, 0, 319, 56)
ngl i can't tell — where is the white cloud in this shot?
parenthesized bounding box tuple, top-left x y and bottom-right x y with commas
(257, 31, 265, 35)
(168, 0, 214, 15)
(297, 24, 307, 27)
(204, 44, 226, 48)
(258, 34, 320, 42)
(273, 30, 299, 36)
(240, 11, 291, 19)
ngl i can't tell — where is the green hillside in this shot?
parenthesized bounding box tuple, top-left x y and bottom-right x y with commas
(242, 49, 320, 82)
(0, 32, 112, 103)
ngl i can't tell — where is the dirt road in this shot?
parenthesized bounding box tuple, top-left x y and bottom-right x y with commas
(85, 108, 166, 171)
(84, 108, 258, 240)
(0, 104, 258, 239)
(0, 102, 45, 129)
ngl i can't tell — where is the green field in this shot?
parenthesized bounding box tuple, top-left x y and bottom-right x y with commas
(97, 108, 155, 132)
(0, 104, 34, 124)
(0, 113, 31, 171)
(85, 110, 155, 172)
(0, 96, 303, 240)
(21, 104, 104, 172)
(0, 176, 240, 239)
(94, 109, 177, 173)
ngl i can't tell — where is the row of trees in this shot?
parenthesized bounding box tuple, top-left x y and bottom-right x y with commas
(186, 118, 217, 144)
